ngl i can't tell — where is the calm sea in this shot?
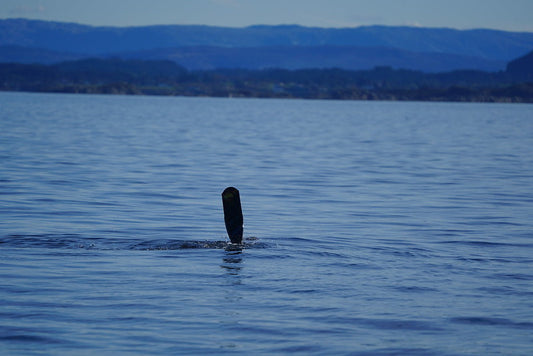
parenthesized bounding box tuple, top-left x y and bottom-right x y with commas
(1, 92, 532, 355)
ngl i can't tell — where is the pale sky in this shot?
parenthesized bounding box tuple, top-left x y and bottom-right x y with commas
(1, 0, 532, 31)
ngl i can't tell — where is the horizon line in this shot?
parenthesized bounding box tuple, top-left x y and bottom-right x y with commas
(2, 17, 532, 34)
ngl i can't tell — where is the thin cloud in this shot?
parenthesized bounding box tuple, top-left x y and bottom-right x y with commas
(405, 21, 423, 27)
(9, 3, 45, 16)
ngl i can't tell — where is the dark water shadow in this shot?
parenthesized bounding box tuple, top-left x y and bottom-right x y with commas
(1, 234, 268, 251)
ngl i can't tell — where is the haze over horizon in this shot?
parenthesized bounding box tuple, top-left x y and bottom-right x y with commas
(1, 0, 532, 32)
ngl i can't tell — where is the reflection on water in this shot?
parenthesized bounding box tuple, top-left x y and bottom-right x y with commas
(221, 249, 243, 283)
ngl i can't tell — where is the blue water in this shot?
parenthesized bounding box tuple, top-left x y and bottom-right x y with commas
(1, 92, 532, 355)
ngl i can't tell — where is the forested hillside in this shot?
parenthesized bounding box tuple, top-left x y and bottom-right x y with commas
(1, 57, 532, 102)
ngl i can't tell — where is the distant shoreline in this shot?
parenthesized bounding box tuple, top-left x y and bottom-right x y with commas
(2, 84, 532, 104)
(1, 59, 532, 103)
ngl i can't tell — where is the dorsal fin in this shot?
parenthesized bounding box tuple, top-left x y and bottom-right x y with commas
(222, 187, 243, 244)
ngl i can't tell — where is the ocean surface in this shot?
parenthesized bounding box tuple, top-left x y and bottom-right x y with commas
(1, 92, 532, 355)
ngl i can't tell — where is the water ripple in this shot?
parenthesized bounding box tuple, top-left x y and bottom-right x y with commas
(1, 234, 268, 250)
(450, 317, 533, 329)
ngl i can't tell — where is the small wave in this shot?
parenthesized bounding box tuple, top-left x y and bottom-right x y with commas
(437, 240, 533, 248)
(450, 316, 533, 329)
(0, 234, 267, 251)
(347, 348, 438, 356)
(0, 234, 92, 249)
(362, 318, 444, 331)
(0, 334, 63, 344)
(392, 285, 439, 293)
(304, 315, 444, 332)
(489, 273, 533, 281)
(476, 286, 533, 297)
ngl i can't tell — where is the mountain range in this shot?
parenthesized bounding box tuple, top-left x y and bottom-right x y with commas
(1, 18, 533, 73)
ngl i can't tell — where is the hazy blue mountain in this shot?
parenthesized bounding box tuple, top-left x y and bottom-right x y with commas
(117, 46, 505, 72)
(0, 44, 505, 72)
(507, 50, 533, 79)
(0, 45, 83, 64)
(1, 18, 533, 72)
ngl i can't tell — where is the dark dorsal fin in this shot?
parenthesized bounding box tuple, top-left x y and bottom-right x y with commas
(222, 187, 243, 244)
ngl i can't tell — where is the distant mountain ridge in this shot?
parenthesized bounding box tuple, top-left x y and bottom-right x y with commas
(116, 46, 505, 72)
(507, 50, 533, 77)
(0, 45, 83, 64)
(1, 18, 533, 72)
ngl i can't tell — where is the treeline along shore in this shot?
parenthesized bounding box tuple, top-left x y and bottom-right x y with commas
(1, 57, 533, 102)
